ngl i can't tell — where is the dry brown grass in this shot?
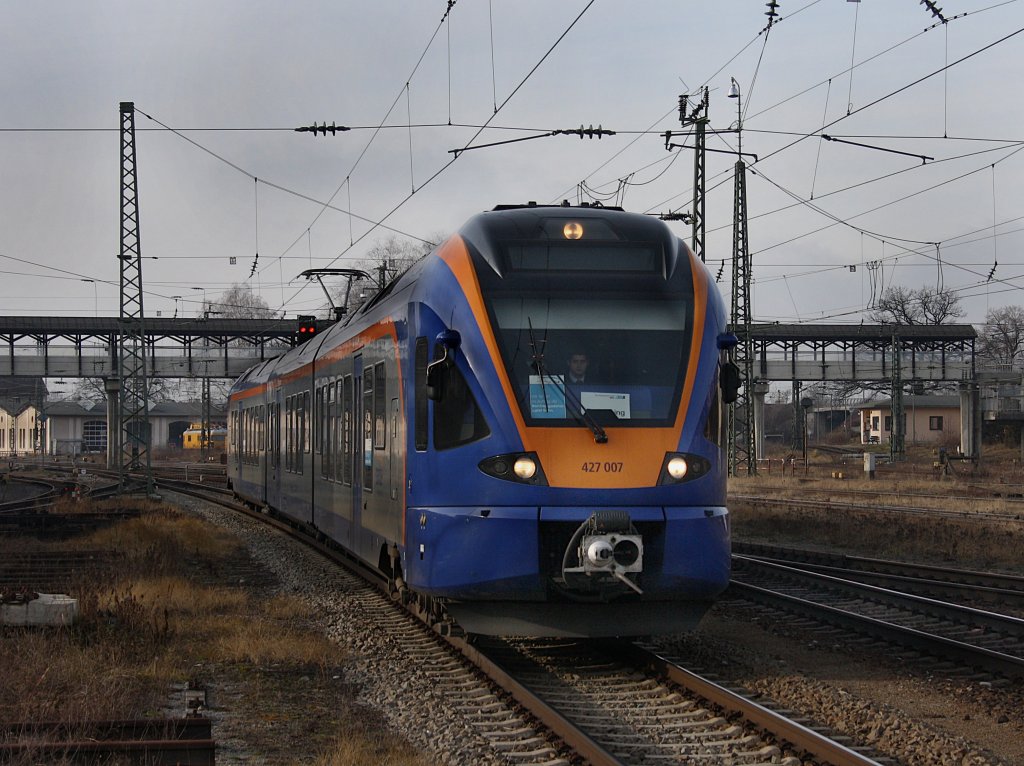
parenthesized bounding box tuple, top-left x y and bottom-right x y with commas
(732, 445, 1024, 571)
(311, 729, 436, 766)
(730, 494, 1024, 573)
(1, 498, 424, 764)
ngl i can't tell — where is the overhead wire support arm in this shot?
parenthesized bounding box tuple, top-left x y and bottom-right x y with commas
(663, 134, 758, 162)
(821, 134, 933, 164)
(448, 125, 615, 156)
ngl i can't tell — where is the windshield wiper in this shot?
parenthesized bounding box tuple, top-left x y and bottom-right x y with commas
(526, 318, 608, 444)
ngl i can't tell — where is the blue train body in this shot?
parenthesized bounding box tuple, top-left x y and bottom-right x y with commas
(228, 204, 733, 636)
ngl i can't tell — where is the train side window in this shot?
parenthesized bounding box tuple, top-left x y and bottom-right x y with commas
(296, 391, 306, 474)
(342, 375, 353, 486)
(316, 385, 324, 456)
(258, 405, 265, 453)
(330, 380, 340, 483)
(267, 402, 275, 467)
(286, 396, 294, 473)
(373, 362, 386, 451)
(363, 367, 374, 490)
(303, 390, 311, 454)
(414, 337, 428, 451)
(434, 363, 490, 450)
(325, 383, 335, 480)
(274, 401, 282, 469)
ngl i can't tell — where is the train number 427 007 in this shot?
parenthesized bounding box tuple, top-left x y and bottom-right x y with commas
(581, 462, 624, 473)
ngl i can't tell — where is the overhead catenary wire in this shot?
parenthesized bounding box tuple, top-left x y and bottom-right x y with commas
(271, 0, 599, 316)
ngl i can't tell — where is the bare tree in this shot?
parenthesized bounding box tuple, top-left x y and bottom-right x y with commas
(869, 285, 965, 325)
(332, 234, 441, 314)
(69, 375, 174, 403)
(209, 283, 278, 319)
(978, 305, 1024, 368)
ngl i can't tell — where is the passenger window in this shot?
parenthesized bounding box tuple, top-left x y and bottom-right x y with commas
(363, 368, 374, 490)
(303, 390, 311, 454)
(285, 397, 293, 472)
(316, 385, 324, 456)
(342, 375, 353, 486)
(374, 362, 386, 451)
(434, 362, 490, 450)
(325, 383, 335, 481)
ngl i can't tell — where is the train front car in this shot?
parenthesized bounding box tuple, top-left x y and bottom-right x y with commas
(408, 204, 732, 637)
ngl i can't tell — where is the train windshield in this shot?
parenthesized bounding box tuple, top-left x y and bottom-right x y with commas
(488, 294, 692, 427)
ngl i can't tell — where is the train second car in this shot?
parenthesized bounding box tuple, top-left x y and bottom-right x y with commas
(228, 203, 736, 637)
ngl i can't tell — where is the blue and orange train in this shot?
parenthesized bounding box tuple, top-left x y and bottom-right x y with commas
(227, 203, 737, 636)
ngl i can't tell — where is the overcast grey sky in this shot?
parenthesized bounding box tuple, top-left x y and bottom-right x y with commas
(1, 1, 1022, 326)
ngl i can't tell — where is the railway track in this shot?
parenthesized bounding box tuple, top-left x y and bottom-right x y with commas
(734, 541, 1024, 614)
(730, 554, 1024, 681)
(163, 480, 887, 766)
(729, 492, 1024, 523)
(0, 716, 215, 765)
(735, 481, 1024, 507)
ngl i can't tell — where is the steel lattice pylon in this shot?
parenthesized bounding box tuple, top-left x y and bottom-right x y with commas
(688, 89, 708, 263)
(890, 334, 905, 462)
(201, 375, 211, 463)
(118, 101, 154, 493)
(728, 159, 756, 476)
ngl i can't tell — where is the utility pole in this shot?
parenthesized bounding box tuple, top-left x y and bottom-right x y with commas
(661, 90, 709, 261)
(117, 101, 155, 494)
(890, 332, 905, 462)
(727, 79, 756, 476)
(201, 375, 211, 464)
(683, 89, 708, 262)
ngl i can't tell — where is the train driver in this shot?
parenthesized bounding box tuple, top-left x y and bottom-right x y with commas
(566, 352, 589, 384)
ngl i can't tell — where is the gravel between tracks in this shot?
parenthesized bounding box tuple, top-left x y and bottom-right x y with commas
(657, 605, 1024, 766)
(171, 492, 511, 766)
(171, 491, 1024, 765)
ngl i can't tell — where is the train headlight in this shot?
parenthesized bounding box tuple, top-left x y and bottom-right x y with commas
(666, 456, 688, 479)
(563, 221, 584, 240)
(658, 452, 711, 485)
(478, 452, 548, 485)
(513, 456, 537, 479)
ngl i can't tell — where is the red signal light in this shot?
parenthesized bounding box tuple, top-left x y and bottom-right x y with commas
(296, 315, 318, 338)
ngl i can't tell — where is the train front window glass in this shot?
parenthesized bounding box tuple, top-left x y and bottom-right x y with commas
(488, 296, 691, 426)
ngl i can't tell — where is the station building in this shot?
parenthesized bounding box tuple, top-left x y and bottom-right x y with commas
(0, 399, 226, 457)
(857, 395, 961, 446)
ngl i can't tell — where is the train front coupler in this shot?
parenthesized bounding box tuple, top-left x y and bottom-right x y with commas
(561, 510, 644, 596)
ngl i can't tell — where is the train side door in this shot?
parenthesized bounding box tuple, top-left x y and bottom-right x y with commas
(350, 356, 363, 549)
(389, 397, 401, 502)
(267, 395, 281, 510)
